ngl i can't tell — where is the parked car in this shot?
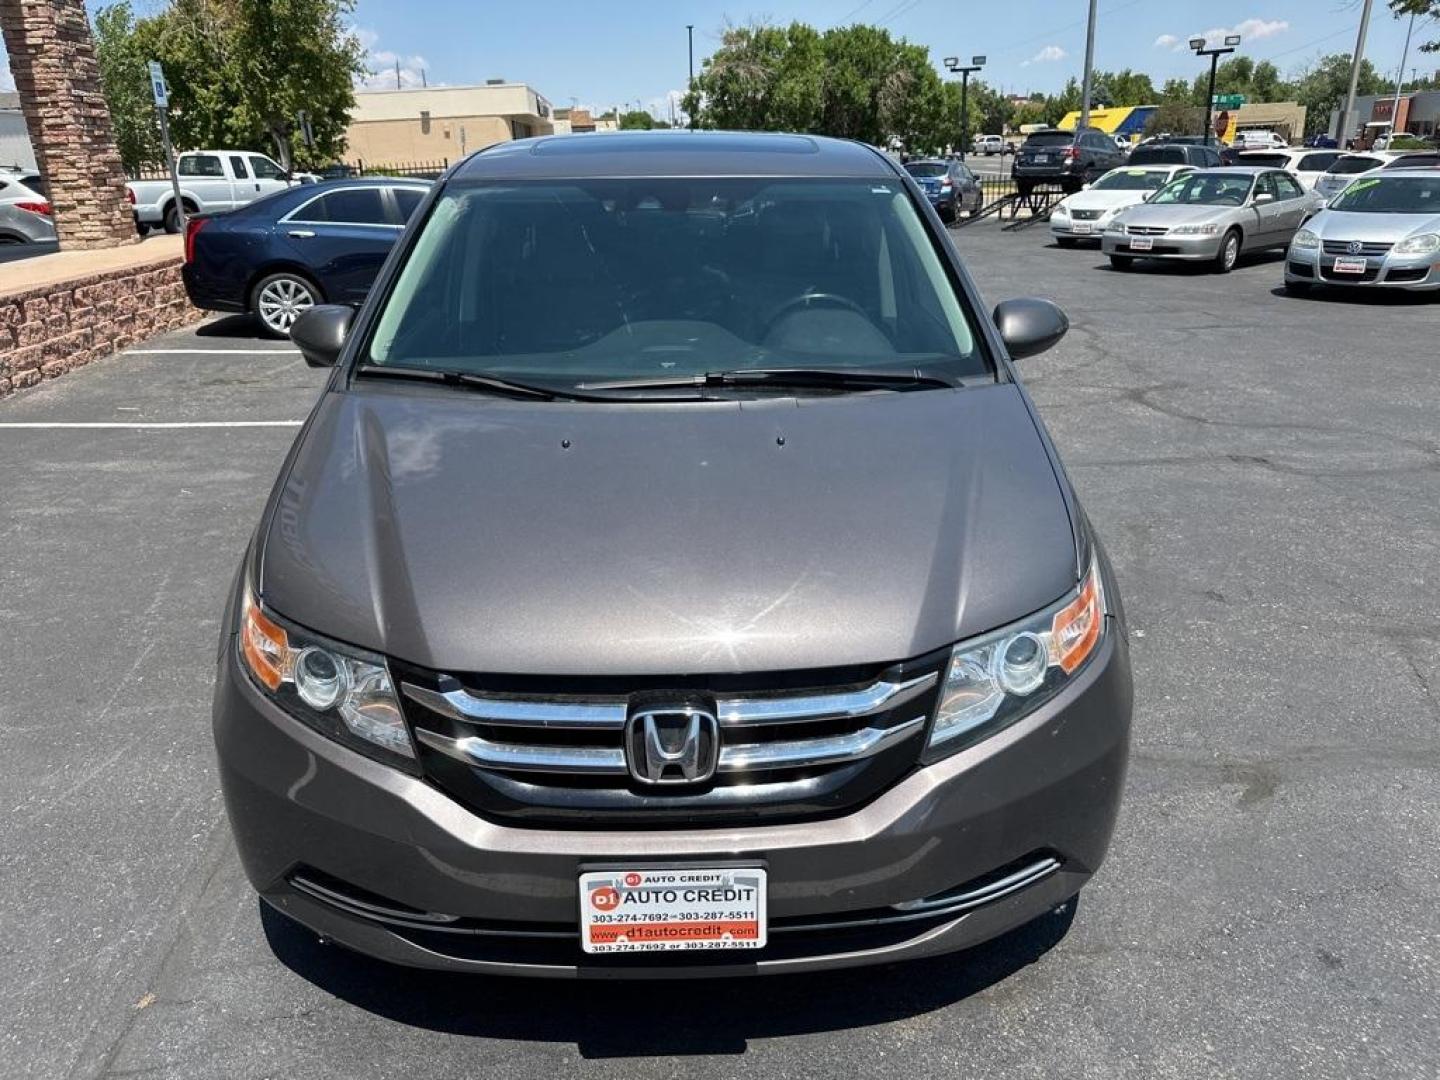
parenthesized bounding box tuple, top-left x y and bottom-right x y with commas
(181, 178, 430, 337)
(904, 158, 983, 222)
(1113, 133, 1134, 152)
(214, 130, 1132, 979)
(973, 134, 1005, 155)
(1012, 127, 1126, 194)
(1285, 168, 1440, 294)
(1126, 142, 1222, 168)
(1235, 148, 1345, 190)
(1304, 134, 1340, 149)
(1232, 130, 1288, 150)
(1102, 166, 1323, 273)
(1313, 152, 1404, 203)
(1382, 151, 1440, 170)
(0, 170, 55, 245)
(129, 150, 298, 234)
(1049, 164, 1196, 245)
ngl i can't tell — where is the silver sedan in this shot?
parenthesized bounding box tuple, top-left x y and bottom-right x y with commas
(1102, 167, 1324, 274)
(1285, 169, 1440, 293)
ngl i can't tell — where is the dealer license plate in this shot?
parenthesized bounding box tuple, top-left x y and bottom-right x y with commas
(1130, 236, 1153, 251)
(1034, 154, 1051, 163)
(1331, 256, 1367, 274)
(1071, 222, 1092, 234)
(579, 867, 767, 954)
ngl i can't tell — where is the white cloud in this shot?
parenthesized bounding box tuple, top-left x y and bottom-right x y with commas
(1153, 34, 1181, 50)
(1, 46, 14, 93)
(352, 27, 430, 90)
(646, 89, 686, 122)
(1189, 18, 1289, 50)
(1021, 45, 1067, 67)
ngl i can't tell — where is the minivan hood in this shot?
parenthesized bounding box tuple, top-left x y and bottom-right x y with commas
(259, 383, 1078, 676)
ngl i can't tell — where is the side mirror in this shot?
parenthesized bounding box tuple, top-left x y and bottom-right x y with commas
(993, 298, 1069, 360)
(290, 304, 354, 368)
(1254, 192, 1275, 205)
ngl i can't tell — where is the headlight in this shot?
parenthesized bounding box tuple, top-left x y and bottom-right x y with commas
(1105, 221, 1127, 234)
(238, 583, 417, 769)
(926, 557, 1107, 757)
(1291, 228, 1320, 250)
(1394, 232, 1440, 255)
(1171, 223, 1220, 236)
(1051, 203, 1070, 217)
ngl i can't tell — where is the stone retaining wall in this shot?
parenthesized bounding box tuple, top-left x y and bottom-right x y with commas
(0, 256, 201, 398)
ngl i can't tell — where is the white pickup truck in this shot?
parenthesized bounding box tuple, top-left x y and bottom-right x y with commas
(127, 150, 302, 233)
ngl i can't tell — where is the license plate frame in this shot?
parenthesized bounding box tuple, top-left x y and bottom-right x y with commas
(579, 866, 768, 955)
(1034, 154, 1051, 163)
(1129, 236, 1154, 251)
(1071, 222, 1092, 234)
(1331, 256, 1367, 274)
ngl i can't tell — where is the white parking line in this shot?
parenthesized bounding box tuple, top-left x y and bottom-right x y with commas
(0, 421, 303, 429)
(125, 348, 300, 356)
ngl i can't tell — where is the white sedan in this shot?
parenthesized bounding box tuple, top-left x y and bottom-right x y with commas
(1234, 148, 1345, 190)
(1049, 164, 1195, 246)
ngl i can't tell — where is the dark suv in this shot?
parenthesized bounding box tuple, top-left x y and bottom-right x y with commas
(1127, 142, 1223, 168)
(1012, 128, 1125, 194)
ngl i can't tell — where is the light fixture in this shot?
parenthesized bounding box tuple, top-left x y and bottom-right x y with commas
(1189, 37, 1206, 51)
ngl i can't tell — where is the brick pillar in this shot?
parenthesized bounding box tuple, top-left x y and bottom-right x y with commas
(0, 0, 137, 249)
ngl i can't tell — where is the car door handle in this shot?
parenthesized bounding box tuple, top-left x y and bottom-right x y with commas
(288, 230, 315, 239)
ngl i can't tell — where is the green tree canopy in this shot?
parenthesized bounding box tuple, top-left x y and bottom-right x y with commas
(1289, 52, 1390, 135)
(1391, 1, 1440, 52)
(93, 0, 363, 173)
(618, 110, 655, 130)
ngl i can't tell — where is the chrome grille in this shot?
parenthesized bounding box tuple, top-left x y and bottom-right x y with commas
(403, 672, 937, 779)
(1126, 225, 1169, 236)
(1070, 208, 1104, 221)
(1322, 239, 1393, 256)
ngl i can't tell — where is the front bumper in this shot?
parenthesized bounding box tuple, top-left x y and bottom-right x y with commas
(214, 623, 1132, 978)
(1050, 216, 1109, 239)
(1102, 231, 1223, 261)
(1285, 246, 1440, 290)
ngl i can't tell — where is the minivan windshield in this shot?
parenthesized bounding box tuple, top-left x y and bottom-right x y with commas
(1327, 175, 1440, 213)
(1150, 172, 1253, 205)
(366, 177, 985, 387)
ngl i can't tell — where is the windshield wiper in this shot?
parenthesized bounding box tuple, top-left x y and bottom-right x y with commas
(577, 367, 961, 392)
(355, 364, 608, 402)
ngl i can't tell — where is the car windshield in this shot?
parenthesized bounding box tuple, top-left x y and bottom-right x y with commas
(1328, 156, 1381, 175)
(365, 177, 986, 387)
(1091, 169, 1170, 191)
(1327, 175, 1440, 213)
(1241, 153, 1291, 168)
(1024, 132, 1074, 147)
(1150, 173, 1253, 206)
(1127, 148, 1184, 165)
(905, 163, 948, 178)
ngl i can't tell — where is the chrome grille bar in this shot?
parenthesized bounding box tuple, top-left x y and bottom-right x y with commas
(717, 717, 925, 772)
(401, 671, 937, 730)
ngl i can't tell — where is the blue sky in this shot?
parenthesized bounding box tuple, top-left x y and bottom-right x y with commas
(3, 2, 1435, 116)
(344, 0, 1436, 115)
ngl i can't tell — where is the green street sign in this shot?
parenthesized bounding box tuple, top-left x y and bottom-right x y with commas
(1212, 94, 1245, 109)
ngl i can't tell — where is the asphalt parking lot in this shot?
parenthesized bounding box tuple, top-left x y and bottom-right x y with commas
(2, 224, 1436, 1080)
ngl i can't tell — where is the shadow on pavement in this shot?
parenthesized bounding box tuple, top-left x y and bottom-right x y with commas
(261, 897, 1078, 1057)
(195, 313, 270, 339)
(1269, 283, 1437, 306)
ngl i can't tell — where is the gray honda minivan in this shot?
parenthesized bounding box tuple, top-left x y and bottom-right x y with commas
(213, 131, 1132, 977)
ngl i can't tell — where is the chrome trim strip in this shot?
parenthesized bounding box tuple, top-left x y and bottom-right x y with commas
(415, 728, 627, 774)
(717, 717, 925, 772)
(403, 683, 628, 729)
(717, 672, 937, 726)
(401, 670, 937, 731)
(289, 874, 460, 924)
(771, 857, 1062, 934)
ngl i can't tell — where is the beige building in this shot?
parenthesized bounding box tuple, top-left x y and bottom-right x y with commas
(550, 107, 620, 136)
(345, 82, 554, 166)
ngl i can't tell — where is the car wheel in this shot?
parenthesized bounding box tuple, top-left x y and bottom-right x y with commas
(1109, 254, 1134, 270)
(162, 203, 184, 235)
(1214, 229, 1242, 274)
(251, 272, 320, 339)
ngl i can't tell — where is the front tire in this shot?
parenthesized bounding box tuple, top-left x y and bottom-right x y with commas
(1214, 229, 1242, 274)
(251, 272, 320, 339)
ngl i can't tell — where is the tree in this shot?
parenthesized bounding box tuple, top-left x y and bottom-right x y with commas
(1391, 1, 1440, 53)
(1144, 102, 1204, 139)
(619, 110, 655, 130)
(92, 0, 363, 171)
(1092, 69, 1156, 107)
(92, 2, 163, 172)
(1190, 57, 1288, 107)
(1289, 52, 1389, 135)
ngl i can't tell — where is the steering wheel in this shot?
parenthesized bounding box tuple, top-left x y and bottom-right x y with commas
(762, 292, 871, 338)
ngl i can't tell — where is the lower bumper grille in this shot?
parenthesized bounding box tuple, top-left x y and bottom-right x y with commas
(1288, 261, 1315, 278)
(1386, 266, 1429, 283)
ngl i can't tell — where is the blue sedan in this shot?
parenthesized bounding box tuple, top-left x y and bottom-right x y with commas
(181, 178, 430, 338)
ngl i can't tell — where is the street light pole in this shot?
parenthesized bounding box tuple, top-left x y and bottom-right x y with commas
(1190, 35, 1241, 146)
(1339, 0, 1375, 148)
(687, 24, 695, 130)
(943, 55, 985, 161)
(1387, 12, 1416, 143)
(1079, 0, 1098, 129)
